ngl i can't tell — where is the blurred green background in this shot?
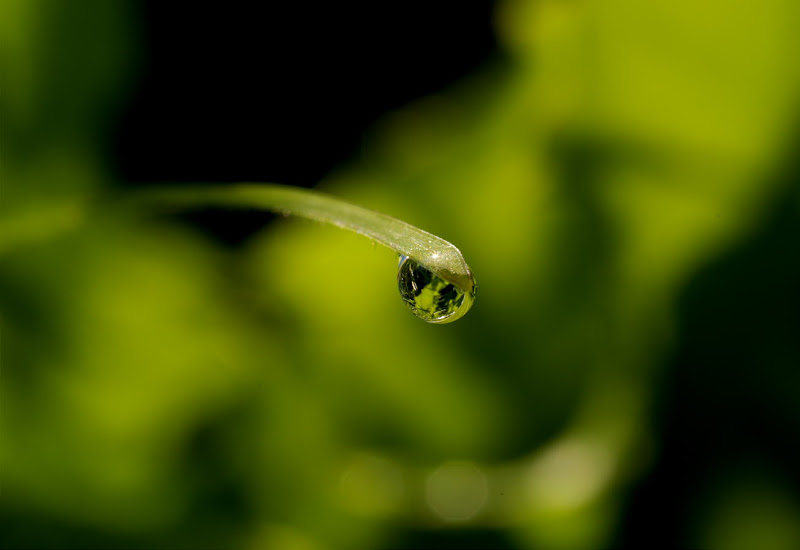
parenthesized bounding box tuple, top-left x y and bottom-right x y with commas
(3, 1, 800, 548)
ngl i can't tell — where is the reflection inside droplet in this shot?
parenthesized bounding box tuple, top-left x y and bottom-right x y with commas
(397, 256, 475, 323)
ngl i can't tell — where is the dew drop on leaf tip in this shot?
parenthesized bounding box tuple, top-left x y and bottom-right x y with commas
(397, 256, 476, 324)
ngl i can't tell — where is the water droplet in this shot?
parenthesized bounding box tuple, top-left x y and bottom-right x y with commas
(397, 256, 476, 323)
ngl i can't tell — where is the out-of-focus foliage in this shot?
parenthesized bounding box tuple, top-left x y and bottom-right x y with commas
(2, 1, 800, 549)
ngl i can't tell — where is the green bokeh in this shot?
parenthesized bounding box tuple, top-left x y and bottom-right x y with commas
(3, 1, 800, 549)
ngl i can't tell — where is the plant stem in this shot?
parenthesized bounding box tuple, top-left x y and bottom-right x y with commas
(132, 183, 476, 294)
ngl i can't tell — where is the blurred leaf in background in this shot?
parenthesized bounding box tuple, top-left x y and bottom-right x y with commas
(2, 1, 800, 549)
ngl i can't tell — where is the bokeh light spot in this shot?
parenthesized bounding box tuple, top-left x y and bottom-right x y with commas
(526, 438, 614, 511)
(426, 461, 489, 522)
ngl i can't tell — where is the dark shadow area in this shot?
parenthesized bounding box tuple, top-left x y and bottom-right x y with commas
(616, 155, 800, 546)
(115, 1, 499, 185)
(114, 2, 499, 245)
(390, 527, 521, 550)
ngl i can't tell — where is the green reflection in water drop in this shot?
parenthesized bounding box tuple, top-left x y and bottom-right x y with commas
(397, 256, 476, 324)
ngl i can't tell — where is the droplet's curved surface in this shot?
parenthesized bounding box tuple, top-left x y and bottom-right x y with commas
(397, 256, 476, 324)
